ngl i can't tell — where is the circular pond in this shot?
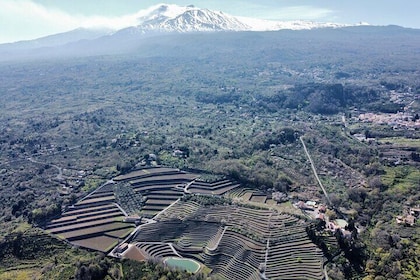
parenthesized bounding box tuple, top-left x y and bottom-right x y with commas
(164, 257, 201, 273)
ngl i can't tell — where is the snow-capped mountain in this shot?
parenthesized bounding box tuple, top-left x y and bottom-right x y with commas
(0, 3, 362, 54)
(121, 3, 348, 35)
(121, 4, 250, 34)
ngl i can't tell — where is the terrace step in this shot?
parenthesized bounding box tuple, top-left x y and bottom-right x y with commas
(65, 225, 132, 241)
(137, 242, 176, 258)
(142, 205, 167, 211)
(133, 184, 181, 192)
(62, 204, 118, 216)
(93, 183, 115, 194)
(114, 167, 182, 181)
(189, 184, 240, 195)
(46, 208, 123, 229)
(47, 212, 124, 230)
(145, 193, 182, 200)
(77, 195, 115, 206)
(86, 191, 115, 199)
(48, 217, 124, 234)
(130, 174, 196, 185)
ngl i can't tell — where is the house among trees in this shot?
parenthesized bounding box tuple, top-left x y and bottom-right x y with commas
(296, 201, 315, 211)
(410, 207, 420, 217)
(306, 201, 317, 207)
(396, 206, 419, 226)
(396, 215, 416, 226)
(173, 149, 185, 158)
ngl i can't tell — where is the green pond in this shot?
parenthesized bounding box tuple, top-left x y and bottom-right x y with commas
(164, 257, 200, 273)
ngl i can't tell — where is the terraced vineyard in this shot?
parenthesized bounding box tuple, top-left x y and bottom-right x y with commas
(132, 199, 324, 280)
(46, 168, 197, 252)
(187, 179, 240, 195)
(46, 167, 325, 279)
(46, 183, 134, 253)
(114, 167, 199, 217)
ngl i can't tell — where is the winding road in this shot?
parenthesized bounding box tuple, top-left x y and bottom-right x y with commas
(27, 157, 63, 180)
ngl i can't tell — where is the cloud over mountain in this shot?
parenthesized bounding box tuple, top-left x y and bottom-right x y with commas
(0, 0, 141, 43)
(0, 1, 346, 44)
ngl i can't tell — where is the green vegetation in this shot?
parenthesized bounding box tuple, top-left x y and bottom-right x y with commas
(0, 27, 419, 279)
(183, 194, 232, 206)
(82, 179, 105, 193)
(114, 183, 145, 215)
(0, 228, 208, 280)
(382, 166, 420, 196)
(0, 228, 103, 279)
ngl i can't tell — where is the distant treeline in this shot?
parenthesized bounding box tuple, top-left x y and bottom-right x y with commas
(196, 83, 404, 115)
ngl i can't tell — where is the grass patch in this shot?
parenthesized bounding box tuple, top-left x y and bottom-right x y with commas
(0, 269, 41, 280)
(81, 178, 105, 193)
(378, 137, 420, 148)
(12, 222, 32, 234)
(384, 166, 420, 196)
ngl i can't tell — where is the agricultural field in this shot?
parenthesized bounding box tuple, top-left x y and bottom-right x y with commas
(46, 166, 327, 279)
(127, 198, 324, 280)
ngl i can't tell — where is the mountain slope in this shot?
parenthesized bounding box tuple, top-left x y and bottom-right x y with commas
(117, 4, 250, 35)
(0, 28, 112, 51)
(1, 25, 419, 62)
(130, 4, 345, 33)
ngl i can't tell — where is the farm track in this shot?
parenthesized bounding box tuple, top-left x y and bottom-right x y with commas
(27, 157, 63, 181)
(300, 136, 332, 205)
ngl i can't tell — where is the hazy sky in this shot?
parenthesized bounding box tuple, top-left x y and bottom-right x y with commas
(1, 0, 419, 43)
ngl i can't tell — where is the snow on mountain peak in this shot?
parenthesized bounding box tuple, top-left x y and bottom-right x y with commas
(144, 4, 189, 19)
(135, 3, 249, 32)
(116, 3, 353, 36)
(132, 3, 354, 34)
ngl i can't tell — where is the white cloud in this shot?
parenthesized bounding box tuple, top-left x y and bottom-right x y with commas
(273, 6, 334, 20)
(233, 3, 334, 21)
(257, 5, 334, 21)
(0, 0, 145, 43)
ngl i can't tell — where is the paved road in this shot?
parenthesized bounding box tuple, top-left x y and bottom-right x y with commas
(183, 180, 196, 193)
(300, 137, 332, 206)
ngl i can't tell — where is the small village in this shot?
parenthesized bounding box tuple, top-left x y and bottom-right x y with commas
(357, 112, 419, 130)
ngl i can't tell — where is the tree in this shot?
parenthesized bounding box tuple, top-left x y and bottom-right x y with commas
(368, 176, 385, 190)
